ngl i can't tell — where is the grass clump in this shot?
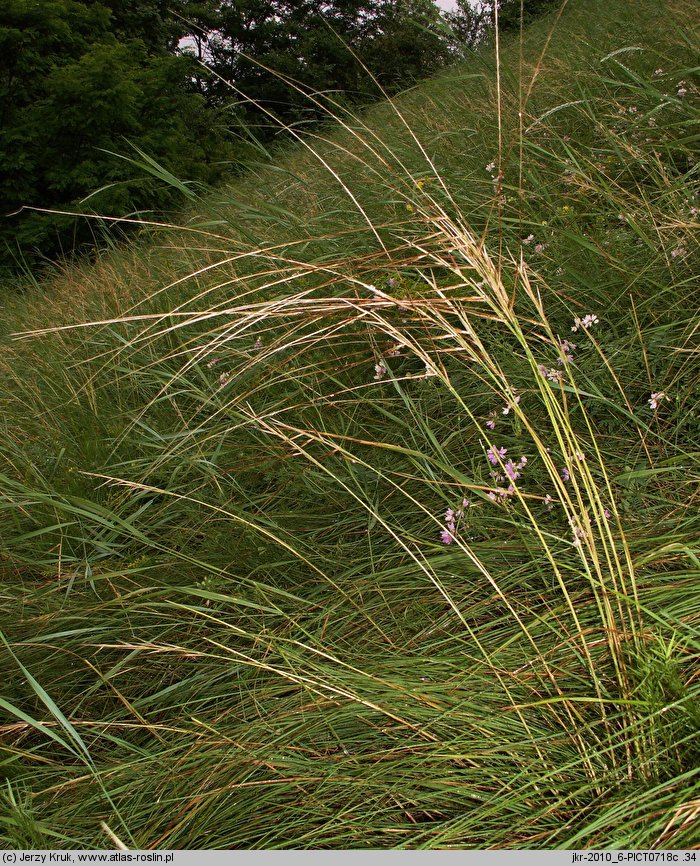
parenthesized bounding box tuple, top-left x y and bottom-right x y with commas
(1, 0, 699, 850)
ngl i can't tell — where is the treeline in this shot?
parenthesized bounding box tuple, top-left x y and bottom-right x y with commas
(0, 0, 557, 272)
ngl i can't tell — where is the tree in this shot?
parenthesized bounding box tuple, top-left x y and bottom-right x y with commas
(1, 0, 486, 272)
(445, 0, 562, 49)
(497, 0, 563, 32)
(368, 0, 451, 92)
(193, 0, 450, 130)
(442, 0, 491, 48)
(0, 0, 230, 270)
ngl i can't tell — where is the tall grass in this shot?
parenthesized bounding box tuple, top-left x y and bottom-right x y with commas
(1, 0, 699, 849)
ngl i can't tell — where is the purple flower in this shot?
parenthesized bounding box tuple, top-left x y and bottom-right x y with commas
(571, 314, 599, 333)
(455, 500, 470, 518)
(504, 460, 520, 482)
(486, 419, 496, 430)
(538, 364, 563, 384)
(487, 446, 508, 465)
(488, 486, 514, 505)
(561, 466, 570, 482)
(557, 339, 577, 366)
(502, 394, 521, 415)
(649, 391, 667, 410)
(544, 494, 553, 511)
(374, 362, 387, 380)
(569, 517, 585, 546)
(439, 496, 471, 544)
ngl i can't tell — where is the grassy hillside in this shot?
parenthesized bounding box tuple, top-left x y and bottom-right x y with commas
(1, 0, 699, 849)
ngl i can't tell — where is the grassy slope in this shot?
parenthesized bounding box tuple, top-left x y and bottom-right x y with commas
(1, 0, 699, 849)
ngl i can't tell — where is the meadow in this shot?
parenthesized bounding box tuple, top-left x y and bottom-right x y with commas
(0, 0, 699, 849)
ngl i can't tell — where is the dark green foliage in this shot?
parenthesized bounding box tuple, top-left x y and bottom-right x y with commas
(1, 0, 453, 271)
(0, 0, 230, 271)
(446, 0, 563, 44)
(199, 0, 452, 126)
(366, 0, 452, 91)
(99, 0, 189, 52)
(497, 0, 563, 31)
(0, 0, 565, 273)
